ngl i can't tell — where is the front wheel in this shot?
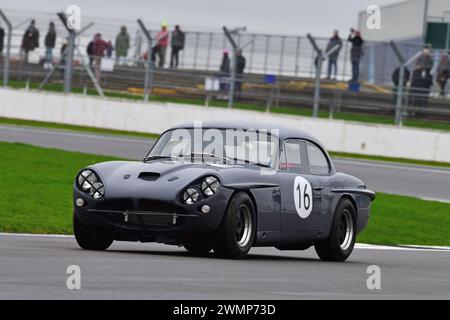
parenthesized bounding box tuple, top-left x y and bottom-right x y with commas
(314, 198, 356, 262)
(213, 192, 256, 259)
(73, 212, 114, 251)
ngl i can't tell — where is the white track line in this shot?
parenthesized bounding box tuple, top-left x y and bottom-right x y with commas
(1, 233, 449, 252)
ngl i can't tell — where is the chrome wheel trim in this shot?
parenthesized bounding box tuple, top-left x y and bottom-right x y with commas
(235, 204, 252, 248)
(339, 209, 354, 251)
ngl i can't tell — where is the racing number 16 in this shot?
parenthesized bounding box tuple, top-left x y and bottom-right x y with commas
(293, 176, 313, 219)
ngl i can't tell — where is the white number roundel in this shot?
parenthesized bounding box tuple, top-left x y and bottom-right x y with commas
(293, 176, 313, 219)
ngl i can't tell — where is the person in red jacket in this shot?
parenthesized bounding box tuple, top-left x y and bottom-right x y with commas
(92, 33, 109, 81)
(156, 22, 169, 68)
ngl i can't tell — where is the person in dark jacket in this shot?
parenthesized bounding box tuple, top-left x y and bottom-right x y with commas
(86, 37, 95, 66)
(391, 66, 410, 105)
(44, 22, 56, 68)
(21, 20, 40, 63)
(348, 29, 364, 82)
(410, 68, 433, 109)
(325, 30, 342, 79)
(170, 25, 185, 68)
(235, 49, 246, 93)
(0, 23, 5, 57)
(219, 49, 231, 93)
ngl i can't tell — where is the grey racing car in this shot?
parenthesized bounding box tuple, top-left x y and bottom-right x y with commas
(73, 121, 375, 261)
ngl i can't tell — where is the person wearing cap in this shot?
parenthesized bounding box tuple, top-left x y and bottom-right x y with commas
(347, 28, 364, 82)
(21, 19, 40, 63)
(156, 22, 169, 67)
(170, 25, 185, 68)
(44, 22, 56, 69)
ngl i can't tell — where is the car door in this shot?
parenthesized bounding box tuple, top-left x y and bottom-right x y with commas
(279, 139, 324, 231)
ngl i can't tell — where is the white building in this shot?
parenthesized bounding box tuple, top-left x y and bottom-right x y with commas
(358, 0, 450, 49)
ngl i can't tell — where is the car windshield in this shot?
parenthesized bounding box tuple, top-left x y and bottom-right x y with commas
(146, 128, 279, 168)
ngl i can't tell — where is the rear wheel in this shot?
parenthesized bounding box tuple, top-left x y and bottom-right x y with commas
(73, 212, 114, 251)
(213, 192, 256, 259)
(314, 198, 356, 262)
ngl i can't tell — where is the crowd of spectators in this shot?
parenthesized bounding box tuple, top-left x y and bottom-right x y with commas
(0, 18, 448, 99)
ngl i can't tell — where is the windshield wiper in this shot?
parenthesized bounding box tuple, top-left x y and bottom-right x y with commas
(143, 155, 173, 162)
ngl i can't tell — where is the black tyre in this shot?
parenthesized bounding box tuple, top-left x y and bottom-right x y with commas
(213, 192, 256, 259)
(314, 198, 356, 262)
(73, 212, 114, 251)
(184, 243, 213, 254)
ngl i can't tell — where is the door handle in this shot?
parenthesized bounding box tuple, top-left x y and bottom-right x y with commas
(313, 187, 323, 191)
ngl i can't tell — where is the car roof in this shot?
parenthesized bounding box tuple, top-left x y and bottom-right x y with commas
(169, 120, 325, 147)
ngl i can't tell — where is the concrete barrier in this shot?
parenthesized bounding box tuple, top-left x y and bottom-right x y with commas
(1, 88, 449, 162)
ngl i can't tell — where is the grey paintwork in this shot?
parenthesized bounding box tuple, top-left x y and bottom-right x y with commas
(73, 121, 375, 247)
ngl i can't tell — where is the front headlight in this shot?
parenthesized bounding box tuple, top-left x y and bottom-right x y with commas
(201, 176, 220, 197)
(183, 188, 200, 204)
(77, 169, 105, 199)
(90, 182, 105, 199)
(77, 170, 98, 191)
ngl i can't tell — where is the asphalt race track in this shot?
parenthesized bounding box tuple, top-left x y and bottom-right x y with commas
(1, 124, 450, 299)
(0, 234, 449, 299)
(1, 124, 450, 202)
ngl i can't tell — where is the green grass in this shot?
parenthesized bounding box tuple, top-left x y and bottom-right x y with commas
(358, 193, 450, 246)
(0, 141, 449, 246)
(8, 79, 450, 132)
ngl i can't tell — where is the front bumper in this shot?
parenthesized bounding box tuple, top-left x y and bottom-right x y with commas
(73, 186, 233, 236)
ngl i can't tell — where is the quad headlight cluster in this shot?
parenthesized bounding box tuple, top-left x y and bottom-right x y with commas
(77, 169, 105, 199)
(183, 176, 220, 204)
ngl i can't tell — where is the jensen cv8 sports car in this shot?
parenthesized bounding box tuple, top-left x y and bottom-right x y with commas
(73, 121, 375, 261)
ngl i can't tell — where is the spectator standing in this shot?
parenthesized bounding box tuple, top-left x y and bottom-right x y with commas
(219, 49, 231, 94)
(0, 23, 4, 58)
(170, 25, 185, 68)
(60, 39, 68, 78)
(92, 33, 109, 81)
(436, 53, 449, 96)
(44, 22, 56, 69)
(415, 46, 434, 74)
(21, 20, 40, 63)
(347, 29, 364, 82)
(235, 49, 246, 93)
(115, 26, 130, 66)
(391, 66, 410, 105)
(156, 22, 169, 67)
(325, 30, 342, 80)
(106, 41, 114, 58)
(86, 36, 95, 66)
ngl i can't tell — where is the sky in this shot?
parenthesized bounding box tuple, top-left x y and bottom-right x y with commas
(0, 0, 402, 37)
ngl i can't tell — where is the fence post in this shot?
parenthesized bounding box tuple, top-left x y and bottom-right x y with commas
(307, 34, 322, 118)
(138, 19, 154, 102)
(0, 10, 12, 87)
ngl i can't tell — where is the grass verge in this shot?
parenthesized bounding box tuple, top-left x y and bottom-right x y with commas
(0, 141, 449, 246)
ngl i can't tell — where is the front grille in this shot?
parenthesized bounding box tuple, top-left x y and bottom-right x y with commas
(137, 199, 173, 213)
(128, 213, 175, 226)
(96, 198, 134, 211)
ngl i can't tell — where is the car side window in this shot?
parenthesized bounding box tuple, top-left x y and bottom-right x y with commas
(280, 139, 305, 173)
(306, 141, 330, 175)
